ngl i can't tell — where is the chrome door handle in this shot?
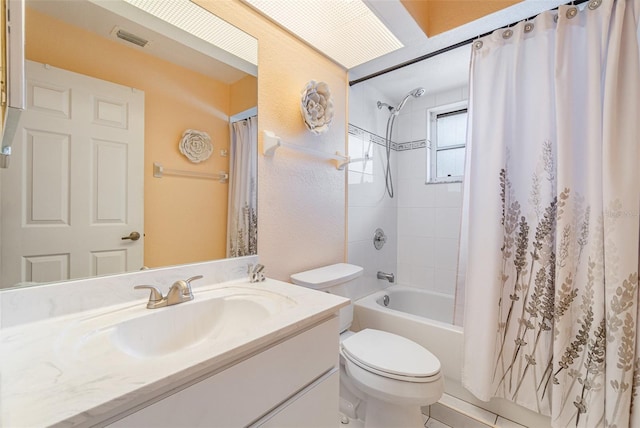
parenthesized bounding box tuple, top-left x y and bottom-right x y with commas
(122, 231, 141, 241)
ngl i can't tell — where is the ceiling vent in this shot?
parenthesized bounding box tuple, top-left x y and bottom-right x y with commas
(112, 27, 149, 47)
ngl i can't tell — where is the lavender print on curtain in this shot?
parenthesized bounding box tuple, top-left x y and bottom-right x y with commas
(227, 116, 257, 257)
(458, 1, 640, 427)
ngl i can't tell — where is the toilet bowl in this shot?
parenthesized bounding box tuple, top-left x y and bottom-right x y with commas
(291, 264, 444, 427)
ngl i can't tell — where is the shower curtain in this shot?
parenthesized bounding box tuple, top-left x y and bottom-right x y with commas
(227, 116, 257, 257)
(459, 0, 640, 426)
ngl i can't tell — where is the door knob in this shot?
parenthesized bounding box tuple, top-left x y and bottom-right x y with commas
(122, 231, 141, 241)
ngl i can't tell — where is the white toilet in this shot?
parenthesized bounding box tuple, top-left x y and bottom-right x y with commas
(291, 263, 443, 428)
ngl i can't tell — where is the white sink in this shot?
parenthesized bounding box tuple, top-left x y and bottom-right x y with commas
(58, 286, 297, 360)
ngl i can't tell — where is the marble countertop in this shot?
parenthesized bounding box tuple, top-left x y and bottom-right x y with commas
(0, 278, 349, 427)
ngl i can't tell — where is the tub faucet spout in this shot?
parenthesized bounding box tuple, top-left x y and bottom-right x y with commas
(377, 271, 395, 283)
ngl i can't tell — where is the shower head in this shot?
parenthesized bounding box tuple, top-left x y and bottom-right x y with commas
(411, 87, 426, 97)
(394, 87, 426, 114)
(377, 100, 393, 112)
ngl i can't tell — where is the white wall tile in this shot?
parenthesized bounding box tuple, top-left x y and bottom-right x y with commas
(407, 207, 436, 238)
(347, 241, 368, 269)
(368, 87, 394, 137)
(348, 133, 365, 163)
(348, 206, 376, 242)
(397, 147, 427, 182)
(411, 109, 428, 141)
(350, 272, 386, 302)
(397, 206, 410, 235)
(434, 238, 459, 270)
(407, 265, 435, 289)
(435, 207, 462, 239)
(396, 150, 413, 182)
(349, 84, 365, 128)
(394, 112, 413, 143)
(401, 236, 435, 267)
(433, 268, 457, 296)
(349, 84, 467, 302)
(435, 87, 464, 106)
(398, 178, 437, 208)
(351, 179, 385, 205)
(411, 92, 437, 112)
(396, 261, 410, 284)
(435, 182, 463, 207)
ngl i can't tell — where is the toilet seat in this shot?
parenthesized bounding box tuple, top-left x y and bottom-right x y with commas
(341, 329, 441, 383)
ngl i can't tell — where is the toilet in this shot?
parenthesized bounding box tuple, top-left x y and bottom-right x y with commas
(291, 263, 443, 428)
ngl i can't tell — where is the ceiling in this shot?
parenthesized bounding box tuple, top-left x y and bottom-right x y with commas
(26, 0, 257, 84)
(353, 0, 569, 82)
(360, 43, 470, 103)
(400, 0, 521, 38)
(28, 0, 572, 100)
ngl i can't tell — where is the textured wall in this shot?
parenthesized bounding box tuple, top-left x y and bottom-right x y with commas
(195, 0, 348, 281)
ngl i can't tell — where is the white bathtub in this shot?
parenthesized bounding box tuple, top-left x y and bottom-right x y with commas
(353, 285, 550, 427)
(354, 285, 463, 384)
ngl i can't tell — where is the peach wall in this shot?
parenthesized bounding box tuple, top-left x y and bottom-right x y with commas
(400, 0, 520, 37)
(195, 0, 348, 281)
(230, 75, 258, 116)
(25, 8, 255, 268)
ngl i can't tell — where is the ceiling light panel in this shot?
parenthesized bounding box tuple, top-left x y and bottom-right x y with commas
(243, 0, 403, 69)
(123, 0, 258, 65)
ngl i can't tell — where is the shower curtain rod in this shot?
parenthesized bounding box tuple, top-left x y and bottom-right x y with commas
(349, 0, 589, 86)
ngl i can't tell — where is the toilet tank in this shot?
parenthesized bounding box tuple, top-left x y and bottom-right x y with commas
(290, 263, 363, 333)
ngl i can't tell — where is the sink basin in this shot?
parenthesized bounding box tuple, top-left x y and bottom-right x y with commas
(58, 286, 296, 361)
(114, 295, 274, 358)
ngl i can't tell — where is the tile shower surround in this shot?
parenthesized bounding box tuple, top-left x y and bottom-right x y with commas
(347, 121, 464, 317)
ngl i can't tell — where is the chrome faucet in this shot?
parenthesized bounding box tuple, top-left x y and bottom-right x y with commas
(248, 263, 265, 283)
(135, 275, 203, 309)
(377, 271, 395, 283)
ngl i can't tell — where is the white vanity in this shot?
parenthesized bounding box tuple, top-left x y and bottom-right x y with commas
(0, 256, 348, 427)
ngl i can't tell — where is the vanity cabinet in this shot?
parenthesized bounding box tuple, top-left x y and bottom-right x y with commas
(107, 316, 339, 428)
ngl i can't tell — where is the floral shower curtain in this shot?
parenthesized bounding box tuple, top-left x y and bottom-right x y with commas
(459, 1, 640, 427)
(227, 116, 257, 257)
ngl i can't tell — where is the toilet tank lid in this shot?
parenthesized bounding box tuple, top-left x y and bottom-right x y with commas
(290, 263, 363, 289)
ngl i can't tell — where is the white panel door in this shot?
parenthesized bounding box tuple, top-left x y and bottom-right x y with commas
(1, 61, 144, 287)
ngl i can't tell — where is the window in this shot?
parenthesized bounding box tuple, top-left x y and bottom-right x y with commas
(426, 101, 468, 183)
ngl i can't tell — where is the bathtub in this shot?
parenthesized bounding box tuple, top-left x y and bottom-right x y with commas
(353, 285, 550, 427)
(353, 285, 463, 385)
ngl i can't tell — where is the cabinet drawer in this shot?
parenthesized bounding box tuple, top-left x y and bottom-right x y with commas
(254, 369, 339, 428)
(109, 316, 339, 427)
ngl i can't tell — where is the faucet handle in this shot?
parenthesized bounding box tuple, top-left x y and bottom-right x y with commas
(134, 285, 166, 308)
(185, 275, 204, 285)
(248, 264, 265, 283)
(183, 275, 203, 294)
(172, 275, 203, 299)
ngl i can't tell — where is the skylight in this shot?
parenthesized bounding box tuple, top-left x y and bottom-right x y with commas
(242, 0, 404, 69)
(123, 0, 258, 66)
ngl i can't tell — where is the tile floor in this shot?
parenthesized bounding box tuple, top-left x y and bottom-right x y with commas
(423, 394, 529, 428)
(340, 394, 530, 428)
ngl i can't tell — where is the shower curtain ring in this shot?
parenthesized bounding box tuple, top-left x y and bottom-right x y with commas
(588, 0, 602, 10)
(472, 35, 483, 50)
